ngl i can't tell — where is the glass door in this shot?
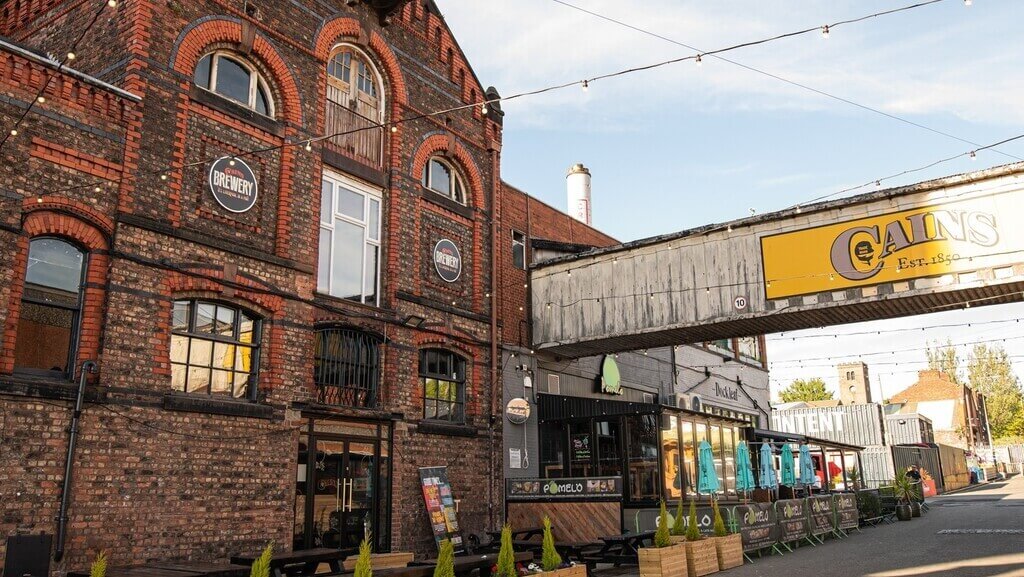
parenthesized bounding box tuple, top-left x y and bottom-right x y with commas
(296, 433, 383, 554)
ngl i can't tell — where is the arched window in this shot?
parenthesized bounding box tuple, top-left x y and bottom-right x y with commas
(419, 349, 466, 423)
(422, 157, 466, 204)
(314, 327, 381, 408)
(170, 299, 261, 399)
(325, 45, 384, 166)
(326, 45, 383, 121)
(15, 238, 86, 377)
(194, 51, 274, 116)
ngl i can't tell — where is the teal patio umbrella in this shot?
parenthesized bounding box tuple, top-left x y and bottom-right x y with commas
(780, 443, 797, 486)
(799, 444, 816, 487)
(735, 441, 756, 496)
(697, 440, 720, 494)
(758, 443, 778, 490)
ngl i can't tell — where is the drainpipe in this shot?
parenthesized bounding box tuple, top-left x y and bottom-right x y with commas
(55, 360, 97, 561)
(488, 143, 501, 531)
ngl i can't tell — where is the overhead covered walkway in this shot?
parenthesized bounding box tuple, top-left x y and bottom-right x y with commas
(531, 163, 1024, 357)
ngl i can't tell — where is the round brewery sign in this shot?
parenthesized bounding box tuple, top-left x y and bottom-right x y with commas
(505, 397, 531, 424)
(433, 239, 462, 283)
(208, 156, 259, 213)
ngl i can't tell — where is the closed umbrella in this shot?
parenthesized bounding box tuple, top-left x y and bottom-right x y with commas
(799, 444, 816, 487)
(697, 440, 720, 495)
(780, 444, 797, 486)
(735, 441, 756, 495)
(758, 443, 778, 490)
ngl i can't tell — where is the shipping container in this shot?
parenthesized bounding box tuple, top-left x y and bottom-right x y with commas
(884, 414, 934, 445)
(771, 403, 886, 447)
(859, 445, 895, 489)
(937, 443, 970, 491)
(892, 445, 944, 494)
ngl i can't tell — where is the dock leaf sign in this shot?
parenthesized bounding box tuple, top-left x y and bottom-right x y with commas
(208, 157, 258, 213)
(599, 355, 622, 395)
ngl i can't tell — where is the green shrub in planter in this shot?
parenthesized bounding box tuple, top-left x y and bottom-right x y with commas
(541, 516, 563, 571)
(653, 500, 672, 548)
(671, 498, 686, 536)
(685, 501, 702, 542)
(250, 544, 273, 577)
(90, 551, 108, 577)
(495, 524, 517, 577)
(434, 540, 455, 577)
(711, 501, 727, 538)
(354, 539, 372, 577)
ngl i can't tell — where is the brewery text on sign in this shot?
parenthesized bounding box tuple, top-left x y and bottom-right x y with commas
(208, 156, 259, 213)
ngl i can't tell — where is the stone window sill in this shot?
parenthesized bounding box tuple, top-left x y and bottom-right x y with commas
(162, 393, 275, 420)
(415, 420, 477, 437)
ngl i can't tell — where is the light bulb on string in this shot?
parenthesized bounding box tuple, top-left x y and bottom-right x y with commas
(964, 0, 972, 5)
(481, 103, 488, 115)
(304, 140, 312, 152)
(67, 52, 76, 60)
(695, 54, 703, 67)
(969, 150, 977, 161)
(108, 0, 117, 6)
(37, 96, 45, 104)
(9, 129, 17, 136)
(821, 25, 830, 39)
(391, 125, 398, 133)
(582, 80, 589, 92)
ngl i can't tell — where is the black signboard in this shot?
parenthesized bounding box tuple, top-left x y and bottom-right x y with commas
(208, 156, 258, 213)
(732, 503, 778, 552)
(433, 239, 462, 283)
(419, 467, 464, 552)
(506, 477, 622, 501)
(807, 495, 834, 536)
(834, 493, 859, 530)
(634, 504, 717, 536)
(775, 499, 808, 543)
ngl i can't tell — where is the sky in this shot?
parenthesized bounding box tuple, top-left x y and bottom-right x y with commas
(438, 0, 1024, 399)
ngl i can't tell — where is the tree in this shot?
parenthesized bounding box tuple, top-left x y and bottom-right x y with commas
(540, 516, 562, 571)
(926, 339, 962, 384)
(495, 524, 516, 577)
(779, 378, 833, 403)
(967, 344, 1024, 440)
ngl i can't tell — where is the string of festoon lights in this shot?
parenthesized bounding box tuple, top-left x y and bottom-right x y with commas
(8, 0, 982, 203)
(0, 0, 118, 154)
(770, 333, 1024, 366)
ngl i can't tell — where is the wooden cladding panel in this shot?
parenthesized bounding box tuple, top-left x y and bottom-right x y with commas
(507, 501, 620, 543)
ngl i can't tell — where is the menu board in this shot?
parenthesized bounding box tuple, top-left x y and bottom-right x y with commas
(807, 495, 834, 536)
(834, 493, 859, 530)
(775, 499, 808, 543)
(506, 477, 622, 501)
(571, 434, 591, 462)
(419, 467, 464, 552)
(732, 503, 778, 552)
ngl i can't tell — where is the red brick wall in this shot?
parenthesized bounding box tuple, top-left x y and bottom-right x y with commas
(496, 182, 617, 347)
(1, 0, 505, 570)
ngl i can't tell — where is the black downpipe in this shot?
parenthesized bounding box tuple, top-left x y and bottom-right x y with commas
(54, 360, 97, 562)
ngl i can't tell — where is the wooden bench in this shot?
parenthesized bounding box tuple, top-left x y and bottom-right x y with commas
(342, 552, 414, 571)
(232, 548, 349, 577)
(68, 568, 203, 577)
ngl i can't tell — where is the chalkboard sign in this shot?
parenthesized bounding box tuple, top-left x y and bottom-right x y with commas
(732, 503, 778, 552)
(419, 467, 464, 552)
(834, 493, 859, 530)
(807, 495, 834, 536)
(571, 433, 591, 461)
(775, 499, 808, 543)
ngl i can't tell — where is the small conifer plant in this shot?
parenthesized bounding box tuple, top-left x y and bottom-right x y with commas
(250, 544, 273, 577)
(90, 551, 108, 577)
(495, 524, 517, 577)
(712, 500, 727, 537)
(685, 500, 702, 541)
(354, 538, 373, 577)
(653, 500, 672, 548)
(541, 516, 563, 571)
(434, 539, 456, 577)
(671, 497, 686, 536)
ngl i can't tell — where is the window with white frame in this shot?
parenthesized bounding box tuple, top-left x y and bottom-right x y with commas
(512, 230, 526, 270)
(194, 51, 274, 116)
(422, 157, 466, 204)
(737, 336, 763, 364)
(318, 172, 381, 305)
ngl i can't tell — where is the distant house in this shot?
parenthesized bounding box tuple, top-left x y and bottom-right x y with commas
(887, 370, 990, 452)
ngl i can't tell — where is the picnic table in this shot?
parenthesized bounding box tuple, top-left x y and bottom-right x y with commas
(393, 551, 532, 577)
(581, 531, 656, 566)
(68, 568, 203, 577)
(146, 563, 249, 577)
(232, 548, 349, 577)
(485, 526, 546, 542)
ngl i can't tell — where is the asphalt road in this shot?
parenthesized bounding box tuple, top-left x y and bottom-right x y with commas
(724, 474, 1024, 577)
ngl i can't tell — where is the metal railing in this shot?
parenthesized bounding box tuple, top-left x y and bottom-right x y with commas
(324, 100, 383, 168)
(314, 328, 381, 409)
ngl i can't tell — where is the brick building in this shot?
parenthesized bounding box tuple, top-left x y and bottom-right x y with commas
(888, 370, 990, 451)
(0, 0, 517, 570)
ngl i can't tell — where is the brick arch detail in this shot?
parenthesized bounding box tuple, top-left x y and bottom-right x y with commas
(164, 269, 284, 316)
(313, 18, 408, 106)
(1, 211, 110, 374)
(411, 134, 485, 208)
(170, 18, 303, 126)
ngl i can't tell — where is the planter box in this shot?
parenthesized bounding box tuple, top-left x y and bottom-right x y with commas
(684, 539, 719, 577)
(711, 534, 743, 570)
(343, 552, 415, 571)
(543, 564, 588, 577)
(638, 543, 687, 577)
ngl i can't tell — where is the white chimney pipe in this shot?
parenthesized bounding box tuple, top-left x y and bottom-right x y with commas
(566, 163, 592, 226)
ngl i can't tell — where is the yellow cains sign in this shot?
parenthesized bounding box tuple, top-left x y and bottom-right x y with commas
(761, 195, 1010, 300)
